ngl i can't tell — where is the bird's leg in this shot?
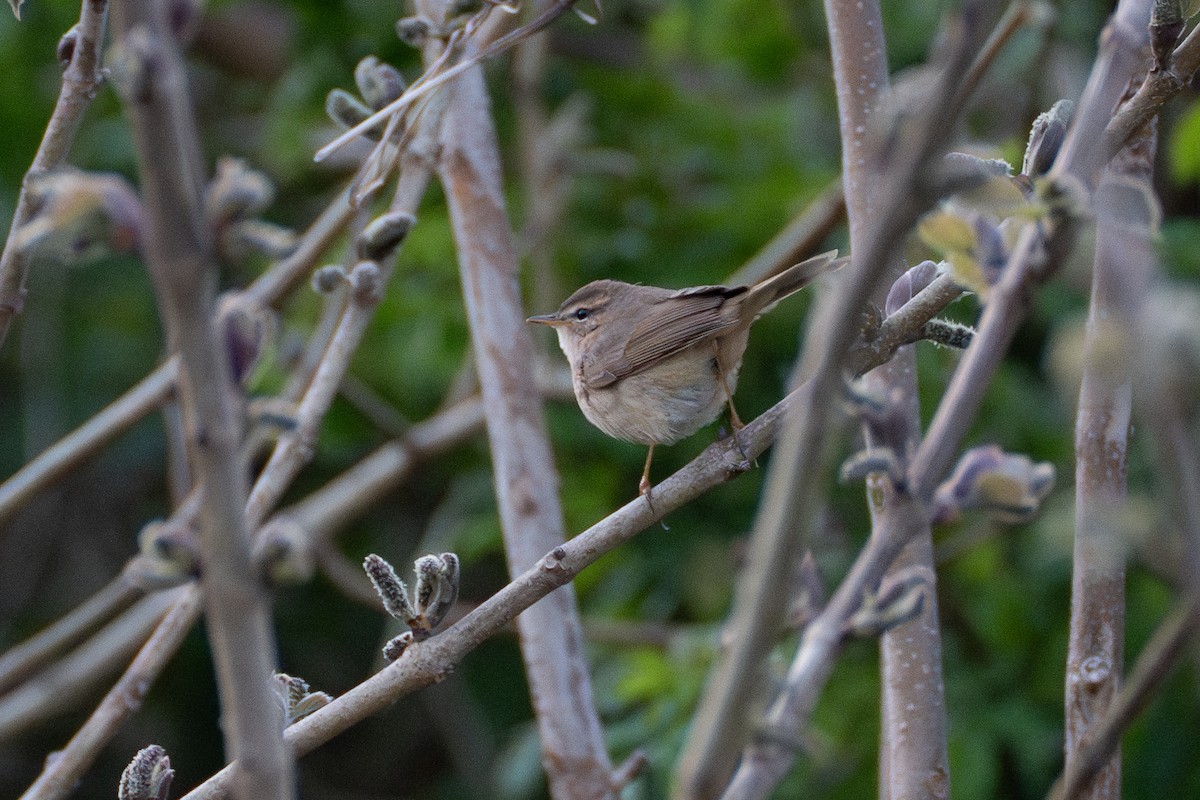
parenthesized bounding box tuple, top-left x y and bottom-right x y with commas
(713, 342, 751, 467)
(639, 444, 656, 509)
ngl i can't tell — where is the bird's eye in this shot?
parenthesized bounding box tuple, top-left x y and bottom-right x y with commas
(574, 308, 590, 320)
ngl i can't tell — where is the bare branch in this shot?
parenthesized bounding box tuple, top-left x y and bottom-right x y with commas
(1050, 400, 1200, 799)
(1101, 21, 1200, 163)
(245, 170, 429, 530)
(426, 1, 617, 790)
(314, 0, 579, 163)
(109, 0, 292, 795)
(0, 576, 142, 696)
(15, 589, 198, 800)
(0, 0, 108, 349)
(0, 363, 176, 529)
(0, 590, 177, 744)
(1063, 75, 1158, 799)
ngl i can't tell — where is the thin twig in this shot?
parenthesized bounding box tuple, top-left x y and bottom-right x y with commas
(287, 396, 485, 542)
(1101, 22, 1200, 163)
(0, 362, 177, 529)
(314, 0, 579, 163)
(847, 274, 964, 372)
(0, 576, 142, 696)
(246, 168, 431, 530)
(16, 589, 199, 800)
(0, 0, 109, 350)
(957, 1, 1047, 109)
(0, 589, 179, 745)
(244, 186, 356, 308)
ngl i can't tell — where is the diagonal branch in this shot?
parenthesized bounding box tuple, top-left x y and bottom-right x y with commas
(15, 589, 198, 800)
(0, 186, 355, 532)
(1100, 21, 1200, 162)
(0, 0, 108, 350)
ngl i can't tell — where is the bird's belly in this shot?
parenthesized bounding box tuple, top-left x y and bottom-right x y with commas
(577, 353, 739, 446)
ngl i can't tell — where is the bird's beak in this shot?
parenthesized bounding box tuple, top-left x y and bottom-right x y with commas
(526, 313, 563, 326)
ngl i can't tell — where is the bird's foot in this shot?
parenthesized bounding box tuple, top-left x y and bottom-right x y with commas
(718, 425, 754, 471)
(639, 475, 655, 510)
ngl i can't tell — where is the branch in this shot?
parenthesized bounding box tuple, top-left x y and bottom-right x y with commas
(1049, 596, 1200, 800)
(313, 0, 579, 163)
(15, 589, 198, 800)
(108, 0, 292, 795)
(1049, 401, 1200, 799)
(425, 1, 617, 791)
(0, 0, 108, 349)
(246, 167, 430, 530)
(0, 590, 178, 746)
(1101, 21, 1200, 163)
(0, 576, 142, 696)
(1063, 75, 1158, 798)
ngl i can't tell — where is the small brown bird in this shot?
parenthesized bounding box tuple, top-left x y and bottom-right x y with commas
(527, 251, 844, 497)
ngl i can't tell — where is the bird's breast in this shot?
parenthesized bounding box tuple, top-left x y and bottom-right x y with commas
(573, 349, 736, 446)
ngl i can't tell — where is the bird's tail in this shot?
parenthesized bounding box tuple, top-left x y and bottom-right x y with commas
(742, 250, 847, 318)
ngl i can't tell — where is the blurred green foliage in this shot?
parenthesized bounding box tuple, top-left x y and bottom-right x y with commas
(1, 0, 1199, 798)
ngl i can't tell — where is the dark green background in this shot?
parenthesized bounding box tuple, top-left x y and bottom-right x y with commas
(1, 0, 1198, 797)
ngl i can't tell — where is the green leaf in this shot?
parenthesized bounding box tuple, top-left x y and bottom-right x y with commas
(1168, 100, 1200, 184)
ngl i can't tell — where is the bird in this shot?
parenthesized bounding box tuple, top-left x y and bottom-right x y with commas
(527, 250, 844, 498)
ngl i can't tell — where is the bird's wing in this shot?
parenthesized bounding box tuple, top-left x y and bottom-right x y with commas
(589, 285, 746, 386)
